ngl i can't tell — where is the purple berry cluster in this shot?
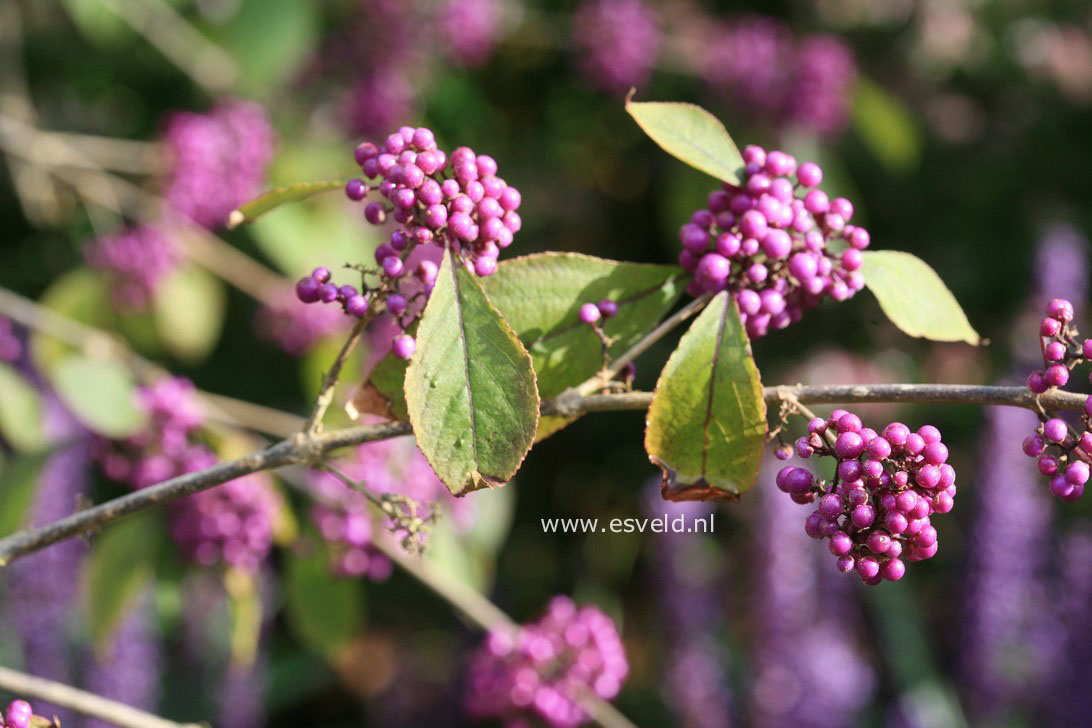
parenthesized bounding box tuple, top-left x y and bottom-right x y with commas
(439, 0, 504, 67)
(163, 99, 274, 230)
(91, 377, 207, 488)
(679, 146, 868, 339)
(571, 0, 662, 94)
(308, 439, 468, 578)
(466, 596, 629, 727)
(777, 409, 956, 585)
(699, 17, 856, 136)
(169, 471, 280, 572)
(91, 377, 277, 571)
(1022, 297, 1092, 501)
(296, 126, 522, 359)
(1, 700, 35, 728)
(0, 316, 22, 363)
(84, 226, 178, 310)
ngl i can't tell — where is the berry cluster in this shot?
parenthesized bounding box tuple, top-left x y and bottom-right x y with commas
(571, 0, 662, 94)
(296, 126, 521, 359)
(679, 147, 868, 339)
(1, 700, 36, 728)
(777, 409, 956, 584)
(439, 0, 503, 68)
(466, 596, 629, 727)
(169, 470, 280, 572)
(0, 316, 21, 363)
(163, 99, 274, 230)
(699, 18, 856, 137)
(1022, 297, 1092, 501)
(91, 377, 278, 571)
(308, 439, 469, 578)
(84, 226, 178, 310)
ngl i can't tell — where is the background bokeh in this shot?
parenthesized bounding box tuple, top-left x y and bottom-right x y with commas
(1, 0, 1091, 726)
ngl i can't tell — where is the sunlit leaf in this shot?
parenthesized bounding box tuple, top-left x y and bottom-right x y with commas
(626, 98, 744, 184)
(153, 264, 226, 364)
(0, 363, 46, 451)
(50, 356, 147, 438)
(860, 251, 980, 345)
(405, 251, 539, 495)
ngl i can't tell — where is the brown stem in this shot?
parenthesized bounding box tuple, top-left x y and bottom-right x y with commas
(0, 382, 1084, 567)
(0, 665, 202, 728)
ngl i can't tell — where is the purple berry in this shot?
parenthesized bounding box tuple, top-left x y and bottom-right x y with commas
(579, 303, 601, 325)
(392, 335, 416, 360)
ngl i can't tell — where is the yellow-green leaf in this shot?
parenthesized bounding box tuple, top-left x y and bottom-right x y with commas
(626, 98, 744, 184)
(153, 264, 226, 364)
(50, 356, 147, 438)
(227, 180, 347, 228)
(860, 250, 980, 345)
(0, 363, 46, 451)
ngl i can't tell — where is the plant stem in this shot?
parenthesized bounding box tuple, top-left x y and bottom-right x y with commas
(0, 382, 1083, 567)
(323, 469, 639, 728)
(0, 665, 202, 728)
(302, 317, 369, 434)
(0, 286, 300, 437)
(575, 293, 711, 396)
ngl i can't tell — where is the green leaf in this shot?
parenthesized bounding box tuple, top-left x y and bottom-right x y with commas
(0, 449, 53, 539)
(482, 253, 684, 437)
(644, 292, 767, 501)
(0, 363, 46, 451)
(626, 98, 744, 184)
(285, 542, 364, 656)
(852, 79, 922, 174)
(31, 268, 115, 372)
(83, 511, 162, 647)
(860, 250, 980, 345)
(228, 180, 347, 228)
(250, 197, 380, 278)
(153, 264, 226, 364)
(50, 356, 147, 438)
(405, 251, 539, 495)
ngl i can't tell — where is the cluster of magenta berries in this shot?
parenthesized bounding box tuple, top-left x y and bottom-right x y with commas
(91, 377, 277, 571)
(1, 700, 36, 728)
(466, 596, 629, 727)
(1022, 297, 1092, 501)
(679, 146, 868, 339)
(776, 410, 956, 585)
(296, 125, 522, 359)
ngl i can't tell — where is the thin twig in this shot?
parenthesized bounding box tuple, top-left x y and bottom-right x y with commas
(0, 383, 1085, 567)
(0, 665, 203, 728)
(575, 293, 711, 396)
(325, 469, 639, 728)
(303, 317, 369, 434)
(87, 0, 237, 92)
(0, 115, 289, 306)
(0, 287, 299, 438)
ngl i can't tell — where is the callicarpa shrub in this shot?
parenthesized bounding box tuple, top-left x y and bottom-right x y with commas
(8, 93, 1092, 728)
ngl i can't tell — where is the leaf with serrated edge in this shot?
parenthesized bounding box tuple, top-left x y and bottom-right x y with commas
(626, 96, 744, 184)
(860, 250, 980, 345)
(405, 250, 539, 495)
(645, 291, 767, 501)
(227, 180, 346, 228)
